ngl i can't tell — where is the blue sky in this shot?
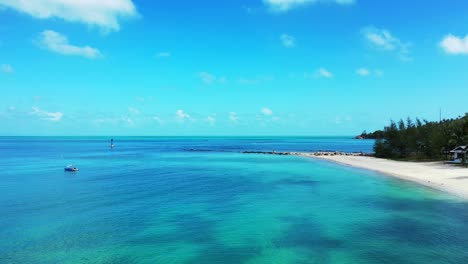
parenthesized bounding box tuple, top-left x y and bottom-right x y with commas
(0, 0, 467, 136)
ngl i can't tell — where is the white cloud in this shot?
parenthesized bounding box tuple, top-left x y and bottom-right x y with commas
(362, 27, 412, 61)
(229, 112, 239, 122)
(334, 116, 352, 125)
(206, 116, 216, 125)
(263, 0, 354, 12)
(156, 52, 171, 58)
(316, 68, 333, 78)
(143, 116, 164, 125)
(176, 109, 191, 120)
(280, 34, 295, 48)
(31, 106, 63, 121)
(198, 72, 216, 84)
(136, 96, 154, 102)
(151, 116, 163, 124)
(0, 106, 16, 118)
(0, 0, 137, 31)
(334, 117, 341, 124)
(0, 64, 13, 73)
(364, 29, 396, 50)
(356, 68, 370, 76)
(94, 113, 164, 126)
(356, 68, 383, 77)
(440, 34, 468, 55)
(198, 72, 227, 85)
(38, 30, 101, 58)
(128, 107, 140, 115)
(238, 75, 274, 85)
(374, 69, 384, 76)
(261, 108, 273, 116)
(93, 116, 119, 126)
(121, 115, 134, 125)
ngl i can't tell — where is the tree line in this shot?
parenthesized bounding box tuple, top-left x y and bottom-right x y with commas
(370, 113, 468, 161)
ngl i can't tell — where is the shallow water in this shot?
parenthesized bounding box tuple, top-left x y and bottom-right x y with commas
(1, 137, 468, 264)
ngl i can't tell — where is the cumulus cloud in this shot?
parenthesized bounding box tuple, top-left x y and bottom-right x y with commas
(38, 30, 101, 58)
(334, 116, 352, 125)
(31, 106, 63, 121)
(238, 75, 274, 85)
(356, 68, 370, 76)
(121, 115, 134, 125)
(151, 116, 164, 124)
(0, 0, 137, 31)
(263, 0, 354, 12)
(94, 113, 165, 126)
(316, 68, 333, 78)
(364, 28, 396, 50)
(440, 34, 468, 55)
(136, 96, 154, 102)
(356, 68, 383, 77)
(206, 116, 216, 125)
(280, 34, 295, 48)
(142, 116, 164, 125)
(176, 109, 191, 120)
(0, 64, 13, 73)
(362, 26, 412, 61)
(198, 72, 227, 85)
(198, 72, 216, 84)
(229, 112, 239, 122)
(128, 107, 140, 115)
(261, 108, 273, 116)
(356, 68, 384, 77)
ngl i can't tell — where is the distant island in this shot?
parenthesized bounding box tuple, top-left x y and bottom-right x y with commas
(354, 130, 383, 139)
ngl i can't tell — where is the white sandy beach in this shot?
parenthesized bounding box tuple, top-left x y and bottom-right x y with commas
(299, 154, 468, 199)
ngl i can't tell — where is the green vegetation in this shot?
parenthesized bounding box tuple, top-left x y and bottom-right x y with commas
(371, 113, 468, 163)
(355, 130, 384, 139)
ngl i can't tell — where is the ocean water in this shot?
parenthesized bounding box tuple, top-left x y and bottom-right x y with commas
(1, 137, 468, 264)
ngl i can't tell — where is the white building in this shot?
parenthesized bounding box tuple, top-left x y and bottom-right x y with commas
(450, 145, 467, 163)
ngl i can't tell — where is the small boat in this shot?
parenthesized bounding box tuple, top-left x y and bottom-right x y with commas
(64, 165, 79, 172)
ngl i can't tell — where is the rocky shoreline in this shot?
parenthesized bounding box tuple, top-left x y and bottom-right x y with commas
(242, 150, 372, 157)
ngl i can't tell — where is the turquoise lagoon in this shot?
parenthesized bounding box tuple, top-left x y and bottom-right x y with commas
(1, 137, 468, 263)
